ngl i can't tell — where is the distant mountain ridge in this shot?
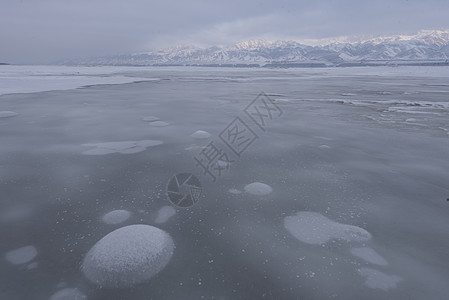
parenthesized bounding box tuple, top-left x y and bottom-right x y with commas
(65, 30, 449, 67)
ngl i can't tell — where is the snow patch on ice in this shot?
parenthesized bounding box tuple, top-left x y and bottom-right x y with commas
(5, 245, 37, 265)
(81, 224, 174, 288)
(350, 247, 388, 266)
(0, 111, 18, 118)
(228, 188, 242, 194)
(149, 121, 169, 127)
(49, 288, 87, 300)
(358, 268, 402, 290)
(155, 206, 176, 224)
(82, 140, 163, 155)
(244, 182, 273, 196)
(191, 130, 211, 139)
(141, 116, 160, 122)
(102, 210, 132, 225)
(284, 212, 371, 245)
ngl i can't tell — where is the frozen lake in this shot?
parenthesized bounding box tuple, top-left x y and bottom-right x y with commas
(0, 65, 448, 299)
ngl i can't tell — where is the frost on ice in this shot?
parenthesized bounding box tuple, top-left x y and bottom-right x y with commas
(82, 140, 163, 155)
(5, 245, 37, 265)
(358, 268, 402, 290)
(49, 288, 87, 300)
(81, 224, 174, 288)
(191, 130, 211, 139)
(102, 210, 132, 225)
(244, 182, 273, 196)
(350, 247, 388, 266)
(154, 206, 176, 224)
(284, 212, 371, 245)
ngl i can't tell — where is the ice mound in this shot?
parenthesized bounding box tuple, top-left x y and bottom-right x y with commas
(191, 130, 211, 139)
(244, 182, 273, 196)
(318, 145, 331, 149)
(49, 288, 87, 300)
(358, 268, 402, 290)
(284, 212, 371, 245)
(350, 247, 388, 266)
(102, 210, 132, 225)
(149, 121, 169, 127)
(5, 245, 37, 265)
(141, 116, 160, 122)
(154, 206, 176, 224)
(0, 111, 18, 118)
(82, 140, 163, 155)
(81, 224, 174, 288)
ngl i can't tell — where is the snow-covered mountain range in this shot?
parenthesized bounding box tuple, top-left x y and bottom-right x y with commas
(66, 30, 449, 67)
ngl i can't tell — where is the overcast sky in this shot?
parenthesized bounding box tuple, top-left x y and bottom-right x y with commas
(1, 0, 448, 63)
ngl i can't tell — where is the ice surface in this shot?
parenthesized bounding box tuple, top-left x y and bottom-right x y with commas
(102, 210, 132, 225)
(5, 245, 37, 265)
(154, 206, 176, 224)
(81, 224, 174, 288)
(358, 268, 402, 290)
(82, 140, 163, 155)
(0, 111, 18, 118)
(49, 288, 87, 300)
(149, 121, 169, 127)
(244, 182, 273, 195)
(191, 130, 211, 139)
(284, 212, 371, 245)
(350, 247, 388, 266)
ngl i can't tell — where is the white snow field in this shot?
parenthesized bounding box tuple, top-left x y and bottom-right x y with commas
(81, 225, 174, 288)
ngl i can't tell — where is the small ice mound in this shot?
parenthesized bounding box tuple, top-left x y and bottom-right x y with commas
(149, 121, 169, 127)
(0, 111, 18, 118)
(49, 288, 87, 300)
(405, 118, 417, 122)
(284, 212, 371, 245)
(358, 268, 402, 291)
(228, 188, 242, 194)
(5, 245, 37, 265)
(350, 247, 388, 266)
(102, 210, 132, 225)
(154, 206, 176, 224)
(244, 182, 272, 196)
(191, 130, 211, 139)
(318, 145, 331, 149)
(82, 140, 163, 155)
(141, 116, 160, 122)
(81, 224, 174, 288)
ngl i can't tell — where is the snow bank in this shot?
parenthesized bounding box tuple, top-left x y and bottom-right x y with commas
(244, 182, 273, 196)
